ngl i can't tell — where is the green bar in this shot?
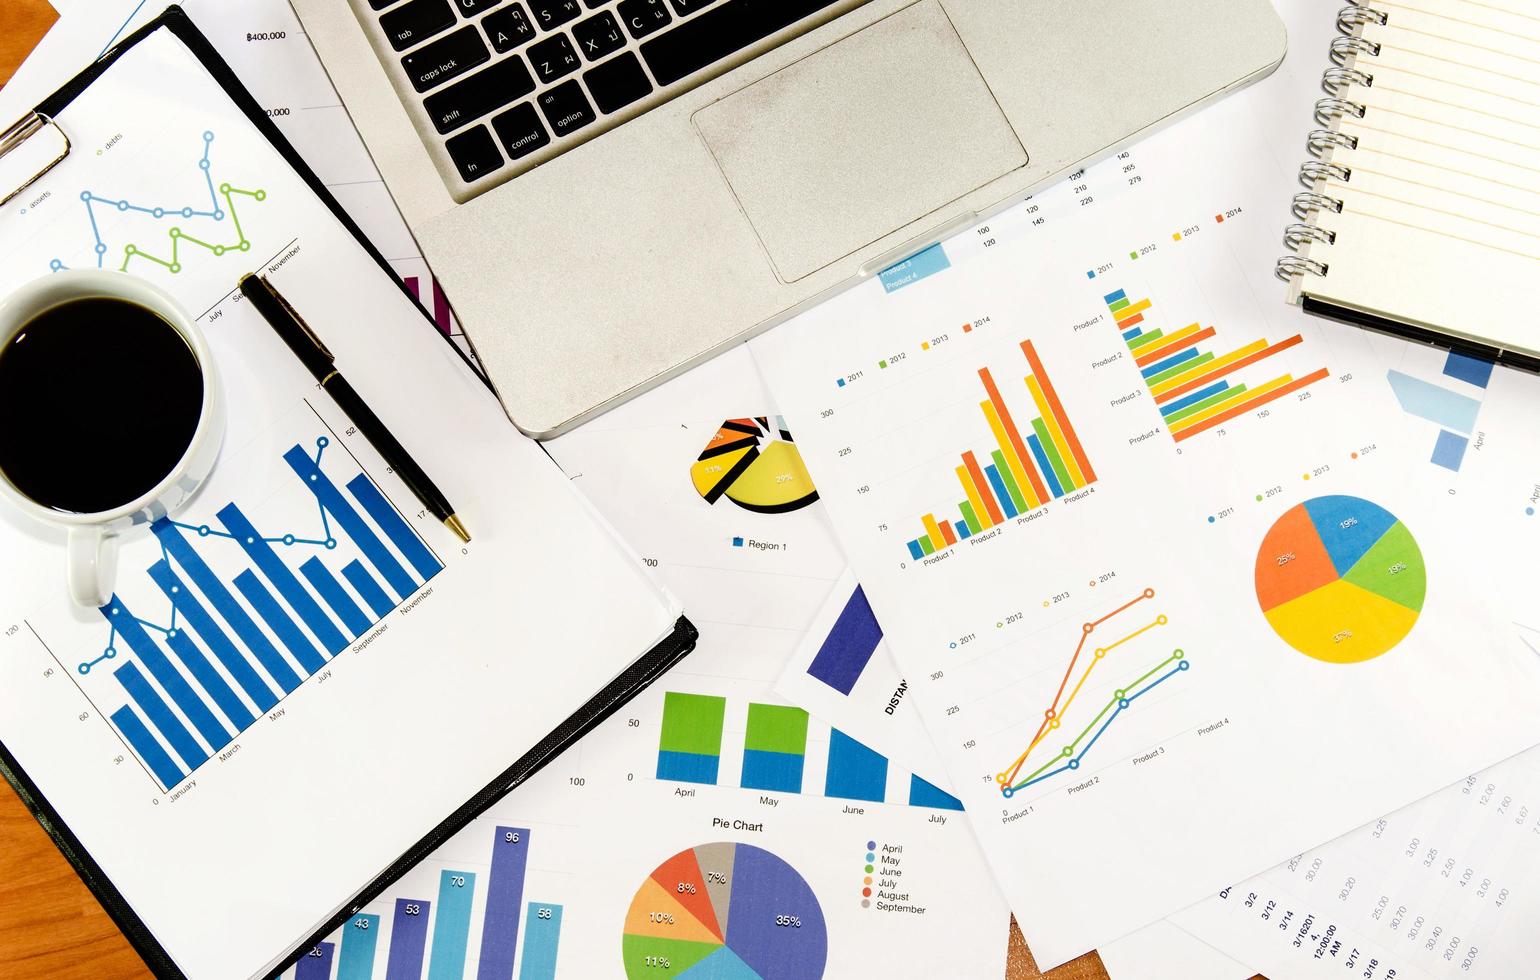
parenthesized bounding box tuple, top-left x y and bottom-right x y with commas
(918, 535, 935, 556)
(658, 693, 726, 757)
(1030, 418, 1075, 492)
(1108, 297, 1131, 313)
(1126, 329, 1167, 351)
(1164, 384, 1249, 425)
(989, 451, 1029, 513)
(744, 703, 808, 755)
(1146, 350, 1215, 387)
(958, 501, 981, 535)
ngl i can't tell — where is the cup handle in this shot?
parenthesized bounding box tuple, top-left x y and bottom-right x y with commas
(67, 527, 119, 608)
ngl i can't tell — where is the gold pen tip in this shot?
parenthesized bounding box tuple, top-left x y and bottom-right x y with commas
(444, 514, 470, 543)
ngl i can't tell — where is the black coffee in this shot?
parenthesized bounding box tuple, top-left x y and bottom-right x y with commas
(0, 297, 204, 514)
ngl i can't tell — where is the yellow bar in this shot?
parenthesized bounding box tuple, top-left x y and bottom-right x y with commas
(956, 466, 994, 531)
(1025, 375, 1086, 489)
(1169, 374, 1294, 433)
(1115, 298, 1152, 320)
(979, 400, 1042, 509)
(1150, 338, 1269, 396)
(922, 514, 947, 553)
(1135, 323, 1201, 362)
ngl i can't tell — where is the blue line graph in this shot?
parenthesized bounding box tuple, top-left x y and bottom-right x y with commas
(97, 0, 150, 59)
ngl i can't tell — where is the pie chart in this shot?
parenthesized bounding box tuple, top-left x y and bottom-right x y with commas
(1254, 495, 1426, 664)
(690, 417, 819, 514)
(621, 842, 828, 979)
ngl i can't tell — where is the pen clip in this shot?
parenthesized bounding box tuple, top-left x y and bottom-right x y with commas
(260, 274, 334, 363)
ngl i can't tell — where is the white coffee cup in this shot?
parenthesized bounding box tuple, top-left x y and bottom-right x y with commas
(0, 270, 224, 607)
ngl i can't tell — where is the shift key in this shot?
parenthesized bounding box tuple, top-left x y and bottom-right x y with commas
(423, 58, 537, 134)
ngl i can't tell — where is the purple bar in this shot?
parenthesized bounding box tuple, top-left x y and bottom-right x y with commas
(805, 586, 883, 696)
(385, 898, 431, 980)
(295, 942, 335, 980)
(476, 826, 532, 980)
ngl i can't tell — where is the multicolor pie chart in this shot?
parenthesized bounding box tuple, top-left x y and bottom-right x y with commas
(690, 417, 819, 514)
(622, 842, 827, 979)
(1254, 495, 1426, 664)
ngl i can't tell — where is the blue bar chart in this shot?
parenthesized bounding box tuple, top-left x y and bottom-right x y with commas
(1386, 351, 1493, 473)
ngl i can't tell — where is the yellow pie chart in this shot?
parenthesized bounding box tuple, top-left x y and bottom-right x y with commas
(690, 417, 819, 514)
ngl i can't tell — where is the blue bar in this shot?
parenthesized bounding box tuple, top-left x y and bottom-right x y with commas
(113, 661, 206, 770)
(219, 502, 348, 657)
(906, 540, 924, 560)
(878, 242, 950, 293)
(111, 706, 183, 788)
(956, 520, 971, 540)
(346, 474, 442, 582)
(983, 464, 1018, 519)
(805, 585, 883, 696)
(427, 870, 477, 979)
(301, 557, 371, 637)
(1443, 351, 1494, 389)
(338, 913, 380, 980)
(657, 750, 719, 784)
(385, 899, 431, 980)
(147, 561, 261, 726)
(824, 730, 888, 803)
(1140, 347, 1199, 378)
(295, 942, 335, 980)
(152, 520, 286, 706)
(908, 775, 965, 810)
(518, 903, 563, 980)
(103, 597, 229, 751)
(229, 571, 323, 680)
(1431, 429, 1469, 472)
(741, 749, 805, 793)
(1103, 289, 1127, 304)
(478, 826, 531, 980)
(1122, 327, 1142, 340)
(1026, 434, 1065, 498)
(283, 446, 418, 600)
(343, 559, 394, 619)
(1160, 380, 1229, 417)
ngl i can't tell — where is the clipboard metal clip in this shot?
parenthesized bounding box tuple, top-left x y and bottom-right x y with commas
(0, 112, 71, 209)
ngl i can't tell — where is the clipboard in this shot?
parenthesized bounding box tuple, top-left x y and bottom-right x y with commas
(0, 8, 697, 977)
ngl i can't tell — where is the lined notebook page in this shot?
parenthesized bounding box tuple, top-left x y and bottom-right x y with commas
(1299, 0, 1540, 353)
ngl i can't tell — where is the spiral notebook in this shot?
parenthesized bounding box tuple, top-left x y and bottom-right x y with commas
(1277, 0, 1540, 370)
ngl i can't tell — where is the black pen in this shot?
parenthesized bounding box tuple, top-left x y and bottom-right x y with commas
(238, 273, 470, 543)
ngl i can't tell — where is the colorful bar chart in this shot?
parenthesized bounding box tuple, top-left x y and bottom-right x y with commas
(740, 703, 809, 793)
(1105, 288, 1329, 443)
(656, 692, 727, 784)
(805, 585, 883, 696)
(96, 436, 442, 790)
(905, 340, 1097, 560)
(1386, 351, 1492, 472)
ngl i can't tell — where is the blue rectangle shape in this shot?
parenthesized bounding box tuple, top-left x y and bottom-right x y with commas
(428, 870, 477, 979)
(1431, 429, 1469, 472)
(104, 598, 229, 752)
(301, 557, 372, 637)
(478, 826, 531, 980)
(805, 585, 883, 696)
(163, 627, 255, 732)
(1443, 351, 1494, 389)
(1386, 370, 1481, 434)
(153, 520, 287, 706)
(146, 558, 274, 716)
(657, 749, 719, 784)
(908, 775, 965, 810)
(230, 571, 320, 683)
(111, 706, 183, 788)
(906, 540, 924, 560)
(518, 903, 563, 980)
(1026, 434, 1065, 498)
(284, 446, 419, 601)
(1103, 289, 1127, 304)
(1160, 380, 1229, 417)
(296, 942, 335, 980)
(984, 465, 1018, 519)
(346, 474, 442, 582)
(113, 660, 206, 770)
(956, 521, 971, 540)
(338, 913, 381, 980)
(879, 243, 950, 293)
(825, 730, 888, 802)
(386, 899, 431, 980)
(1122, 327, 1142, 340)
(836, 378, 846, 388)
(219, 502, 348, 657)
(1141, 347, 1199, 378)
(741, 749, 805, 794)
(342, 559, 395, 620)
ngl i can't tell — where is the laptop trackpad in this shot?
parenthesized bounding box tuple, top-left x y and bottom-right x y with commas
(693, 0, 1026, 283)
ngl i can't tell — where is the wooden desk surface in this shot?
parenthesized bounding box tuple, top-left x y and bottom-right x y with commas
(0, 3, 1131, 977)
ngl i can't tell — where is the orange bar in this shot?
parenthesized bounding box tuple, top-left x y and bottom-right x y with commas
(938, 520, 958, 546)
(1117, 312, 1145, 330)
(1173, 368, 1330, 441)
(1019, 341, 1097, 484)
(977, 368, 1050, 504)
(1135, 325, 1215, 367)
(962, 451, 1005, 525)
(1154, 334, 1305, 405)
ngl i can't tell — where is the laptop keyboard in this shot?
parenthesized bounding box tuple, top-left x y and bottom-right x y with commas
(367, 0, 865, 192)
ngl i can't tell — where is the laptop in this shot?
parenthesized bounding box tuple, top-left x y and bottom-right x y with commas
(291, 0, 1286, 437)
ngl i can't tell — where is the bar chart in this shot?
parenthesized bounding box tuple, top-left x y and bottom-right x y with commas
(904, 340, 1097, 561)
(1385, 351, 1492, 472)
(77, 433, 441, 791)
(1104, 288, 1329, 443)
(655, 692, 963, 810)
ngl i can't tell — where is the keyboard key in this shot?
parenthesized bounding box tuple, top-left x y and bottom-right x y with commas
(572, 12, 625, 61)
(584, 52, 653, 113)
(537, 80, 596, 138)
(445, 125, 504, 181)
(529, 0, 582, 28)
(401, 26, 490, 92)
(641, 0, 840, 86)
(380, 0, 456, 51)
(583, 0, 607, 7)
(423, 57, 536, 133)
(453, 0, 502, 13)
(669, 0, 715, 13)
(491, 102, 552, 159)
(528, 34, 581, 84)
(370, 0, 402, 10)
(617, 0, 671, 39)
(482, 4, 535, 51)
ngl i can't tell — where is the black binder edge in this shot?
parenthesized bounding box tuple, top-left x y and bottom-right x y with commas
(2, 8, 698, 977)
(1301, 297, 1540, 375)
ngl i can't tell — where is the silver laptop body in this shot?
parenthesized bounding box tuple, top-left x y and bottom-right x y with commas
(292, 0, 1285, 437)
